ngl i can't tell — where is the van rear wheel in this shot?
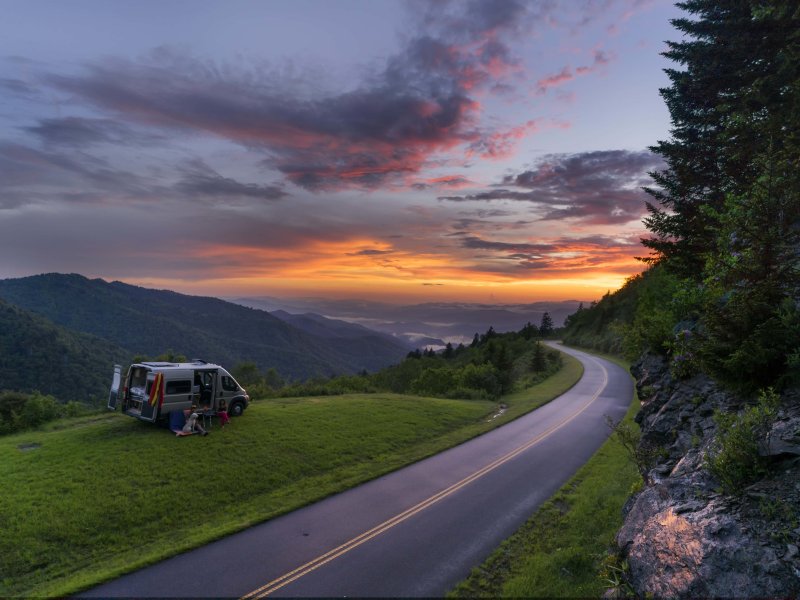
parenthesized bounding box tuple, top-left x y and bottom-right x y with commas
(229, 401, 244, 417)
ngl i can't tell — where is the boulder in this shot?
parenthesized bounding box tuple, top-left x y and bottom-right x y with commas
(614, 353, 800, 597)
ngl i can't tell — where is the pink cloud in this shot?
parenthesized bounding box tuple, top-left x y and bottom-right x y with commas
(467, 119, 540, 160)
(535, 49, 614, 95)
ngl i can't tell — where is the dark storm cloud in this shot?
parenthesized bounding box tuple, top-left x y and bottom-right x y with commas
(439, 150, 664, 224)
(42, 42, 479, 191)
(33, 1, 554, 192)
(347, 249, 395, 256)
(412, 175, 472, 190)
(413, 0, 544, 41)
(0, 141, 288, 208)
(451, 217, 533, 232)
(461, 235, 554, 253)
(457, 232, 642, 275)
(24, 117, 164, 147)
(0, 142, 155, 199)
(460, 208, 515, 218)
(0, 77, 38, 96)
(175, 161, 287, 202)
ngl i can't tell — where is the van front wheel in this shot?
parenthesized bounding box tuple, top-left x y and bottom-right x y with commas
(229, 401, 244, 417)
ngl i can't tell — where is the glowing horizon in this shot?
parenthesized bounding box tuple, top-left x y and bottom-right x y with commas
(0, 1, 679, 303)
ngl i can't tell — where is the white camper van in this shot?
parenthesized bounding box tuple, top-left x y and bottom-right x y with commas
(108, 360, 250, 423)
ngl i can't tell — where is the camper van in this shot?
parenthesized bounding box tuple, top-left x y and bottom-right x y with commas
(108, 360, 250, 423)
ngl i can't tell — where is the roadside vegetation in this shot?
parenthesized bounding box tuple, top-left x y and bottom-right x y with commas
(0, 390, 95, 435)
(234, 317, 562, 402)
(0, 347, 580, 598)
(450, 353, 640, 598)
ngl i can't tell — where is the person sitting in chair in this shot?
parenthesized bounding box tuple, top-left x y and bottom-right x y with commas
(182, 404, 208, 436)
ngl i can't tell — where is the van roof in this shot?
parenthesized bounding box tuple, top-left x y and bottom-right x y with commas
(136, 360, 223, 370)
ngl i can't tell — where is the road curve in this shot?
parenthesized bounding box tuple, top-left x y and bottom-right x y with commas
(80, 344, 632, 598)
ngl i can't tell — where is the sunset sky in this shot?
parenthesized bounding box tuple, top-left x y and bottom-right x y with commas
(0, 0, 681, 303)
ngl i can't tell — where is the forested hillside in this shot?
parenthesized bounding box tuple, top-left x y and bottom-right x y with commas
(0, 298, 131, 403)
(232, 321, 562, 403)
(0, 274, 409, 382)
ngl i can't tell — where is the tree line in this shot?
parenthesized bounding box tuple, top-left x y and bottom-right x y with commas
(564, 1, 800, 393)
(232, 314, 561, 401)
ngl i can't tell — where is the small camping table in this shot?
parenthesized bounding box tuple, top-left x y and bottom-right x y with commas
(199, 409, 214, 430)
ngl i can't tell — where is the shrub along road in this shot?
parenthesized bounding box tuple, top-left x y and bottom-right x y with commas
(79, 343, 632, 598)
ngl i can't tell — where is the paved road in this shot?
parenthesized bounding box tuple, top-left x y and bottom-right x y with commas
(80, 343, 632, 598)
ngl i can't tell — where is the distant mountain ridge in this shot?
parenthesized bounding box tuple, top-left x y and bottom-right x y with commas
(0, 274, 410, 390)
(233, 296, 584, 345)
(269, 310, 414, 347)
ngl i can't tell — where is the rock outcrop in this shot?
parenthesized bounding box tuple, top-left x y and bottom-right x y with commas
(613, 354, 800, 597)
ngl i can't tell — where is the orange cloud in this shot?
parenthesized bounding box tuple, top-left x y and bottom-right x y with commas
(154, 227, 646, 304)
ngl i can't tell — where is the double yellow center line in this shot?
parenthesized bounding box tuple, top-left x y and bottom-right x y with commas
(242, 356, 608, 599)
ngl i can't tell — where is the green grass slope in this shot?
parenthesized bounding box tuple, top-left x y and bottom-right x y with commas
(1, 353, 581, 598)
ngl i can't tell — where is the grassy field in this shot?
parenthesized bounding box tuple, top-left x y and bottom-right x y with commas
(0, 353, 581, 597)
(450, 352, 641, 598)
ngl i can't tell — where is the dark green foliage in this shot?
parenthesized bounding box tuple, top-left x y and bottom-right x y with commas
(698, 157, 800, 391)
(257, 323, 562, 402)
(706, 388, 780, 494)
(520, 321, 538, 340)
(642, 1, 800, 276)
(0, 390, 65, 434)
(0, 391, 27, 434)
(0, 297, 132, 404)
(480, 326, 497, 345)
(231, 361, 263, 387)
(562, 267, 683, 358)
(539, 312, 554, 337)
(605, 415, 660, 486)
(411, 366, 458, 397)
(530, 342, 547, 373)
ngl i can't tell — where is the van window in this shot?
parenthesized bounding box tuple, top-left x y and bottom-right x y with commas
(221, 376, 239, 392)
(166, 380, 192, 395)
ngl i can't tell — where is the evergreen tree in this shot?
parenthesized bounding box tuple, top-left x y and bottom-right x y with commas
(520, 321, 537, 340)
(479, 326, 496, 346)
(539, 312, 554, 336)
(643, 1, 800, 277)
(443, 342, 454, 359)
(531, 341, 547, 372)
(700, 154, 800, 389)
(470, 333, 480, 348)
(642, 1, 800, 389)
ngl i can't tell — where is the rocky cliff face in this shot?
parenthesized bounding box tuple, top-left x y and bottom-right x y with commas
(614, 354, 800, 597)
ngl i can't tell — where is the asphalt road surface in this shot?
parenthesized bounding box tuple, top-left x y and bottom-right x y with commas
(80, 343, 633, 598)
